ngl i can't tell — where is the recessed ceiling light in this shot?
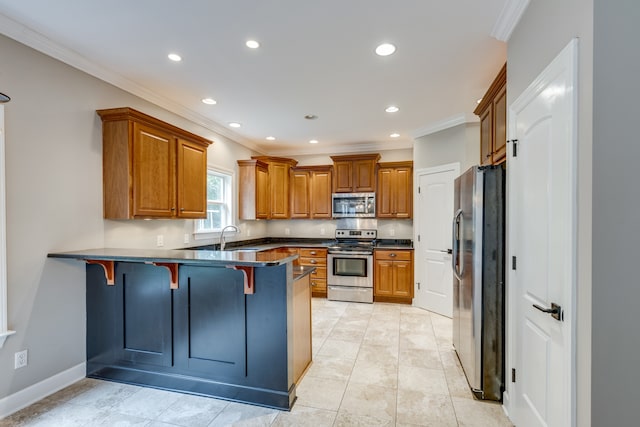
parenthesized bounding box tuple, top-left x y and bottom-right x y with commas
(385, 105, 399, 113)
(304, 114, 318, 120)
(266, 136, 276, 141)
(201, 98, 217, 105)
(375, 43, 396, 56)
(229, 122, 242, 128)
(246, 40, 260, 49)
(309, 139, 319, 144)
(167, 53, 182, 62)
(390, 133, 400, 138)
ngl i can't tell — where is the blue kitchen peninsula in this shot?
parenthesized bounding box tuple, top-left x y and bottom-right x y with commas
(48, 248, 311, 410)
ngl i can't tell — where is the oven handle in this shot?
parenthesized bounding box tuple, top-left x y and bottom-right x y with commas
(328, 250, 373, 256)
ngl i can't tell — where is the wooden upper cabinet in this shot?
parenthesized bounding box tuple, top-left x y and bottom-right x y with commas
(290, 169, 310, 219)
(251, 156, 298, 219)
(238, 159, 269, 220)
(474, 64, 507, 166)
(98, 107, 212, 219)
(377, 161, 413, 218)
(309, 167, 332, 218)
(177, 138, 208, 218)
(330, 154, 380, 193)
(290, 166, 333, 219)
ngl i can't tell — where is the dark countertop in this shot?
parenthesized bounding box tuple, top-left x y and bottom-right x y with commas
(189, 237, 337, 252)
(48, 247, 297, 267)
(375, 239, 413, 250)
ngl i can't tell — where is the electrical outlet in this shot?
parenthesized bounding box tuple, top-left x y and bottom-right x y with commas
(389, 229, 396, 237)
(14, 350, 28, 369)
(183, 233, 190, 244)
(284, 228, 290, 236)
(156, 235, 164, 247)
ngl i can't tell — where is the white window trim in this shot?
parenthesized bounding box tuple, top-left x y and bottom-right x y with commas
(193, 164, 237, 241)
(0, 105, 15, 348)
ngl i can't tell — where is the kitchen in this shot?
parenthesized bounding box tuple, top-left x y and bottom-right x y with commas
(0, 1, 635, 427)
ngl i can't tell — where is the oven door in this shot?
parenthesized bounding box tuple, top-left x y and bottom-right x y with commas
(327, 253, 373, 288)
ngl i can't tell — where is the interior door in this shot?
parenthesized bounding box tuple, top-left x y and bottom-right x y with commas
(508, 39, 577, 427)
(414, 163, 459, 317)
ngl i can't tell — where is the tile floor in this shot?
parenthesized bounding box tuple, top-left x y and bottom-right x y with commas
(1, 299, 513, 426)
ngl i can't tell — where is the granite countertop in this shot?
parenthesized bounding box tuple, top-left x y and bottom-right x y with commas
(47, 247, 297, 267)
(375, 239, 413, 250)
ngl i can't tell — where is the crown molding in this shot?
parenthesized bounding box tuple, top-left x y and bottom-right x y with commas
(491, 0, 530, 42)
(0, 13, 263, 152)
(411, 113, 478, 139)
(264, 139, 413, 157)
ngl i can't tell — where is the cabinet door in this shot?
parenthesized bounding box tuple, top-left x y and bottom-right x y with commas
(374, 259, 394, 296)
(479, 106, 493, 166)
(492, 85, 507, 164)
(376, 168, 394, 218)
(256, 165, 270, 219)
(353, 159, 376, 192)
(269, 162, 291, 219)
(393, 260, 414, 298)
(394, 167, 413, 218)
(290, 170, 310, 219)
(177, 138, 207, 218)
(333, 161, 353, 193)
(310, 169, 332, 218)
(132, 123, 175, 217)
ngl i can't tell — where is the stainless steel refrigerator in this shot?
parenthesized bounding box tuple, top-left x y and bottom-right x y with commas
(452, 165, 505, 401)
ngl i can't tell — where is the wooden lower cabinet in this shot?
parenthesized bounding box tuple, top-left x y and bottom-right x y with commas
(297, 248, 327, 297)
(374, 249, 414, 304)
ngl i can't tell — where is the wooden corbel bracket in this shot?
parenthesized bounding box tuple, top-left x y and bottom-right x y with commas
(226, 265, 255, 294)
(152, 262, 180, 289)
(86, 260, 115, 285)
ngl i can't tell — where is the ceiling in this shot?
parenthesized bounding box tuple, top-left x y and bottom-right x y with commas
(0, 0, 512, 156)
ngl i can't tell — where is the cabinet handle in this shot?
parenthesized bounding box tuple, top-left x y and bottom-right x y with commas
(311, 281, 317, 287)
(180, 208, 185, 212)
(485, 154, 491, 159)
(389, 253, 397, 257)
(310, 251, 317, 255)
(171, 207, 176, 211)
(310, 259, 317, 264)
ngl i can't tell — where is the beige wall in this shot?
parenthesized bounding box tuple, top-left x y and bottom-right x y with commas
(413, 122, 479, 174)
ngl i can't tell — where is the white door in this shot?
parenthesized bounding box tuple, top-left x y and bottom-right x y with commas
(414, 163, 459, 317)
(508, 39, 577, 427)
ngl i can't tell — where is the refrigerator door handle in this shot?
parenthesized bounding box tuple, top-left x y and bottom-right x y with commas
(452, 209, 464, 281)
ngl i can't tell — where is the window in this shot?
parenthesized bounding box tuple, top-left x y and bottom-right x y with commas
(195, 168, 234, 236)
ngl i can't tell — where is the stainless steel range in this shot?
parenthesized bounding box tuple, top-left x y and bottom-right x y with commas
(327, 228, 377, 303)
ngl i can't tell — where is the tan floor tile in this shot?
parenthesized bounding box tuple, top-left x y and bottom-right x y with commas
(339, 383, 396, 423)
(155, 393, 228, 427)
(304, 355, 355, 381)
(451, 396, 514, 426)
(110, 387, 181, 419)
(294, 376, 348, 411)
(396, 389, 457, 426)
(398, 348, 442, 370)
(356, 343, 399, 366)
(398, 366, 449, 395)
(271, 405, 336, 427)
(349, 358, 398, 389)
(317, 338, 361, 360)
(208, 402, 279, 426)
(333, 411, 394, 426)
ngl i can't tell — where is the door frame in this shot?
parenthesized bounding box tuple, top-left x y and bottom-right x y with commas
(413, 162, 460, 313)
(505, 39, 578, 426)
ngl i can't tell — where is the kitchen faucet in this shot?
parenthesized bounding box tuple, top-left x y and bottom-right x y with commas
(220, 225, 239, 251)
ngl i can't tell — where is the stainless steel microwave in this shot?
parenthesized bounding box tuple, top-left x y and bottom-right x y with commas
(331, 193, 376, 218)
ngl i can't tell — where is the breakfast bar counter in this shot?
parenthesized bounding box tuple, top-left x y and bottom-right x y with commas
(48, 248, 308, 410)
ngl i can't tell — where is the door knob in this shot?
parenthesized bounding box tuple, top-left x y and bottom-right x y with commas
(533, 302, 563, 321)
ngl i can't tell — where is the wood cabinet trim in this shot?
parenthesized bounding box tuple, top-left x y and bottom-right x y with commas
(97, 107, 212, 148)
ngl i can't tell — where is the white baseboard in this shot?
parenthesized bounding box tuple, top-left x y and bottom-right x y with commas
(0, 362, 86, 419)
